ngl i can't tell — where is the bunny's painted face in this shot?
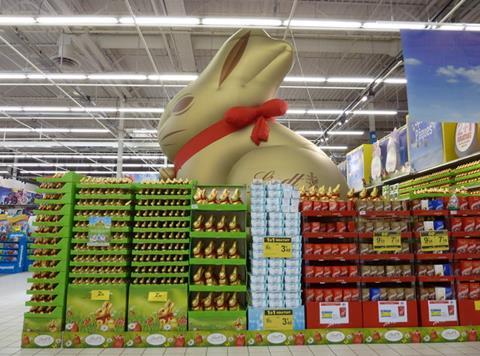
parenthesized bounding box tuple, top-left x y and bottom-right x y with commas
(158, 28, 293, 159)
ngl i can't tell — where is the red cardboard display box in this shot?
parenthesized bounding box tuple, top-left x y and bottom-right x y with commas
(419, 300, 458, 326)
(457, 299, 480, 325)
(306, 301, 362, 328)
(362, 300, 418, 327)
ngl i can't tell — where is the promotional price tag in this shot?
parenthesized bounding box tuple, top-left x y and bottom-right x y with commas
(263, 237, 292, 258)
(373, 232, 402, 252)
(90, 290, 110, 301)
(263, 309, 293, 330)
(148, 291, 168, 302)
(420, 230, 449, 252)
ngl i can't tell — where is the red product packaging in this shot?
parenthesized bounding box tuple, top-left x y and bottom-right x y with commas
(314, 266, 324, 278)
(319, 222, 327, 232)
(336, 221, 347, 233)
(313, 201, 322, 211)
(305, 266, 315, 278)
(313, 244, 323, 255)
(305, 289, 315, 302)
(351, 288, 360, 301)
(340, 266, 349, 277)
(457, 284, 469, 299)
(324, 289, 333, 302)
(456, 239, 469, 254)
(348, 265, 358, 277)
(315, 289, 324, 302)
(467, 240, 477, 254)
(468, 196, 480, 210)
(323, 244, 332, 255)
(346, 200, 355, 211)
(339, 244, 349, 255)
(303, 222, 311, 233)
(323, 266, 332, 277)
(414, 221, 424, 232)
(331, 244, 340, 255)
(348, 243, 357, 254)
(476, 217, 480, 231)
(343, 288, 352, 301)
(327, 223, 336, 233)
(333, 288, 343, 302)
(304, 244, 314, 255)
(329, 200, 338, 211)
(321, 201, 329, 211)
(476, 240, 480, 254)
(451, 217, 463, 232)
(458, 197, 469, 210)
(332, 266, 341, 278)
(311, 222, 320, 233)
(473, 261, 480, 275)
(411, 199, 421, 211)
(337, 201, 346, 211)
(347, 221, 356, 232)
(463, 217, 476, 232)
(469, 283, 480, 299)
(301, 201, 313, 211)
(461, 261, 473, 276)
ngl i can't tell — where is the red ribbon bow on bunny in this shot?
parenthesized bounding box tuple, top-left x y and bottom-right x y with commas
(224, 99, 288, 145)
(174, 99, 288, 173)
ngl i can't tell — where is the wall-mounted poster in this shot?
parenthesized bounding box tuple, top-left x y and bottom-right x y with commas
(407, 120, 445, 172)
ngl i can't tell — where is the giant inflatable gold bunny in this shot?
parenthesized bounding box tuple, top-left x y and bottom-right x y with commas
(158, 28, 347, 193)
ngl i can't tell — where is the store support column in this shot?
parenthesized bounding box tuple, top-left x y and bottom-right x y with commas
(116, 109, 125, 178)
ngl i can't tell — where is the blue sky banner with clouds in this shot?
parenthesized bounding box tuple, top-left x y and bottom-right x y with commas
(401, 30, 480, 122)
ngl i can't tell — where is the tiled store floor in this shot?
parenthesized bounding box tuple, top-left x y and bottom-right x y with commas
(2, 273, 480, 355)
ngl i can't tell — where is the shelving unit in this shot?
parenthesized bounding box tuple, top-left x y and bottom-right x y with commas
(302, 207, 361, 329)
(65, 178, 132, 334)
(128, 181, 192, 332)
(189, 185, 247, 331)
(23, 172, 80, 335)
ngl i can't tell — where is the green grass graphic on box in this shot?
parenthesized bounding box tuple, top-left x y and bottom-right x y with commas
(128, 284, 188, 332)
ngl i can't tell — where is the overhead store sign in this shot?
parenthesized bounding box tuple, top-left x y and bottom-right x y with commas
(401, 30, 480, 123)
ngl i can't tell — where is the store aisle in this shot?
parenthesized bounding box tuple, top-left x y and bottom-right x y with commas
(1, 273, 480, 356)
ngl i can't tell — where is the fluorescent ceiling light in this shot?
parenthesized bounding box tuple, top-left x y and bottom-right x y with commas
(284, 76, 326, 83)
(71, 107, 117, 113)
(118, 107, 164, 113)
(383, 78, 407, 84)
(0, 106, 21, 111)
(328, 130, 364, 136)
(148, 74, 198, 81)
(363, 21, 425, 30)
(286, 19, 361, 29)
(327, 77, 373, 83)
(37, 16, 118, 26)
(0, 73, 26, 79)
(318, 146, 348, 150)
(437, 24, 465, 31)
(88, 74, 147, 81)
(353, 110, 397, 115)
(361, 96, 368, 102)
(119, 16, 200, 26)
(0, 128, 31, 132)
(132, 129, 157, 134)
(69, 129, 109, 133)
(23, 106, 70, 112)
(0, 128, 109, 134)
(0, 154, 163, 160)
(465, 25, 480, 31)
(0, 16, 36, 25)
(203, 17, 282, 27)
(296, 131, 323, 136)
(307, 109, 343, 115)
(286, 109, 306, 115)
(7, 162, 166, 168)
(27, 73, 87, 80)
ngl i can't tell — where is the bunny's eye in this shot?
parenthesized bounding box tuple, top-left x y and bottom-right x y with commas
(172, 95, 194, 115)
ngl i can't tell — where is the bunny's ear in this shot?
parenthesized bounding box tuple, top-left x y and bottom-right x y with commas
(219, 31, 250, 87)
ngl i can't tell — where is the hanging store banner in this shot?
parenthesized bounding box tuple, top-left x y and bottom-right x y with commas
(401, 30, 480, 123)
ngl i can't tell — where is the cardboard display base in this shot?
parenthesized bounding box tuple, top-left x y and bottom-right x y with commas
(458, 300, 480, 326)
(22, 326, 480, 348)
(306, 301, 362, 329)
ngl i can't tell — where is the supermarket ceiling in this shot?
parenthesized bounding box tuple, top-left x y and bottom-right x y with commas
(0, 0, 478, 178)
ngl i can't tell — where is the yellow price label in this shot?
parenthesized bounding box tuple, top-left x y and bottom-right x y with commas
(90, 290, 110, 301)
(148, 291, 168, 302)
(263, 237, 292, 258)
(420, 230, 449, 252)
(475, 301, 480, 311)
(373, 232, 401, 252)
(263, 309, 294, 330)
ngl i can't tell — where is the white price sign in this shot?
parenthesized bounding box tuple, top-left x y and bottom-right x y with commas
(378, 301, 408, 323)
(319, 302, 349, 325)
(428, 300, 457, 323)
